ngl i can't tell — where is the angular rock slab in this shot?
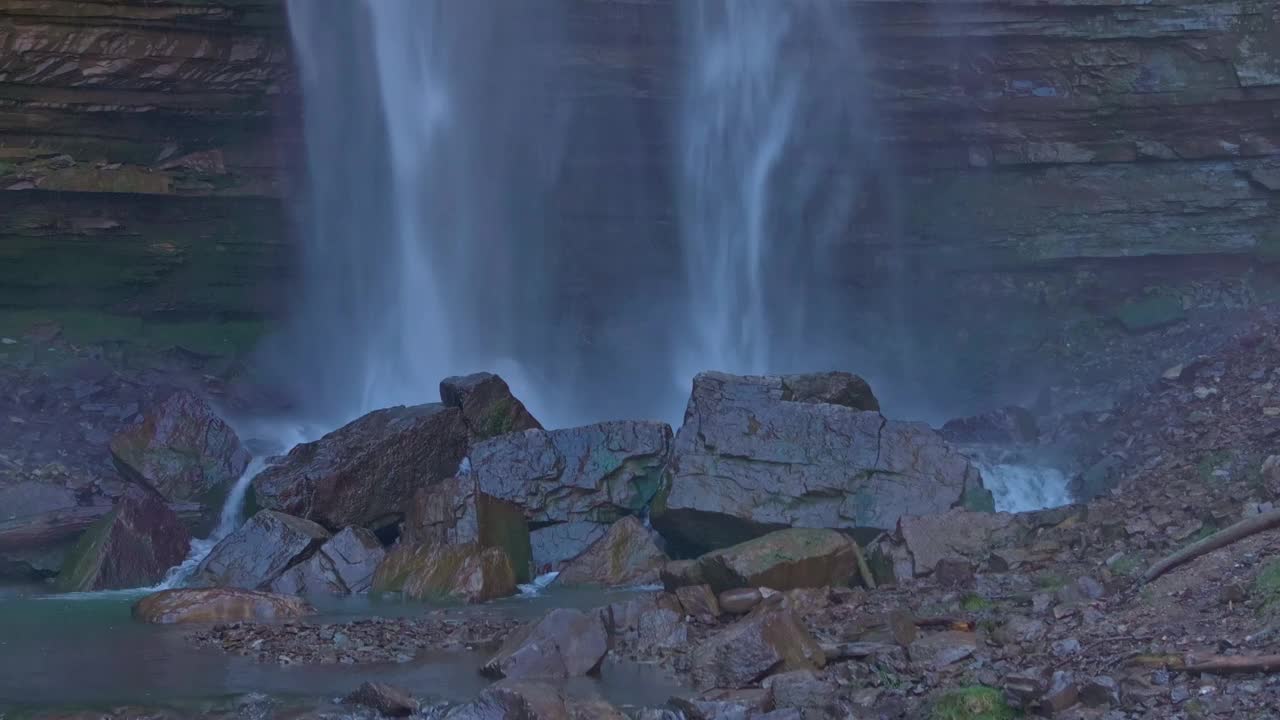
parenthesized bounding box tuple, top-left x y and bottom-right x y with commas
(194, 510, 329, 590)
(270, 526, 385, 595)
(690, 608, 826, 691)
(482, 608, 609, 680)
(372, 542, 517, 604)
(109, 390, 250, 503)
(56, 486, 191, 592)
(402, 477, 533, 584)
(465, 420, 673, 526)
(696, 528, 858, 593)
(440, 371, 542, 440)
(530, 521, 607, 574)
(133, 587, 315, 624)
(251, 403, 468, 531)
(445, 681, 625, 720)
(556, 516, 667, 588)
(654, 372, 985, 555)
(897, 508, 1017, 578)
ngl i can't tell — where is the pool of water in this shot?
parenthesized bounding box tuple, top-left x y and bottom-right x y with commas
(0, 584, 684, 712)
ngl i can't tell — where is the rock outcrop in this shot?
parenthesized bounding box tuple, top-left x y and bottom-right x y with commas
(109, 390, 250, 504)
(269, 526, 386, 596)
(695, 528, 862, 594)
(55, 486, 190, 592)
(653, 372, 986, 555)
(401, 477, 533, 584)
(251, 403, 468, 531)
(464, 420, 673, 567)
(440, 372, 542, 440)
(556, 516, 668, 588)
(690, 608, 826, 691)
(133, 587, 314, 624)
(481, 608, 609, 680)
(194, 509, 329, 590)
(371, 542, 517, 604)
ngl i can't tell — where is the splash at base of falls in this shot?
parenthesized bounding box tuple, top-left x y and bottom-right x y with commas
(975, 461, 1073, 514)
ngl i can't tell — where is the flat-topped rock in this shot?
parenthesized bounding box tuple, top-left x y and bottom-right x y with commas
(133, 588, 315, 624)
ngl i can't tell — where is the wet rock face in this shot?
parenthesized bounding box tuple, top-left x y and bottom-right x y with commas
(55, 486, 191, 592)
(464, 420, 673, 567)
(440, 372, 543, 440)
(654, 372, 984, 555)
(780, 371, 880, 411)
(251, 403, 468, 531)
(482, 608, 609, 680)
(109, 390, 250, 504)
(269, 526, 386, 596)
(696, 528, 860, 594)
(343, 681, 418, 717)
(371, 542, 517, 604)
(556, 516, 668, 588)
(194, 510, 329, 590)
(690, 608, 826, 691)
(132, 587, 314, 624)
(401, 477, 534, 584)
(941, 406, 1039, 445)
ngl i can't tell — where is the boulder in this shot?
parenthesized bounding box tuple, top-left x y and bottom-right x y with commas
(55, 486, 190, 592)
(719, 587, 764, 615)
(482, 608, 609, 680)
(251, 403, 468, 531)
(0, 481, 95, 579)
(660, 559, 705, 591)
(676, 584, 721, 618)
(897, 508, 1016, 578)
(653, 372, 985, 555)
(696, 528, 860, 593)
(690, 608, 826, 690)
(269, 526, 385, 595)
(671, 690, 773, 720)
(940, 406, 1039, 445)
(194, 510, 330, 590)
(402, 477, 533, 583)
(780, 371, 879, 411)
(343, 681, 418, 717)
(530, 522, 607, 575)
(445, 681, 624, 720)
(464, 421, 672, 554)
(440, 372, 542, 440)
(763, 670, 838, 720)
(133, 587, 315, 624)
(109, 390, 250, 503)
(636, 607, 688, 649)
(556, 516, 667, 588)
(371, 542, 516, 603)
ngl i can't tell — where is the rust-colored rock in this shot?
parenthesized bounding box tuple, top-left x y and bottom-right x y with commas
(556, 516, 667, 588)
(440, 372, 542, 440)
(132, 587, 314, 624)
(55, 486, 190, 592)
(371, 542, 517, 604)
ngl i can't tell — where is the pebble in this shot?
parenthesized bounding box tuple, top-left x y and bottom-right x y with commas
(1051, 638, 1081, 658)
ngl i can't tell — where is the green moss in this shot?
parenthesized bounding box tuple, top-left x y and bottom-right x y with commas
(479, 397, 515, 438)
(1196, 451, 1232, 484)
(962, 486, 996, 513)
(1108, 554, 1143, 578)
(1033, 572, 1067, 591)
(930, 686, 1017, 720)
(54, 510, 117, 593)
(961, 593, 993, 612)
(1185, 524, 1219, 546)
(477, 494, 532, 584)
(1112, 293, 1186, 333)
(1255, 559, 1280, 611)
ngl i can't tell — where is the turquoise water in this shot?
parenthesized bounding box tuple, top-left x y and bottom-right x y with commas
(0, 584, 682, 712)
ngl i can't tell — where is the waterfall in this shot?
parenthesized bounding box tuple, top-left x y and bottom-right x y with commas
(675, 1, 880, 383)
(273, 0, 568, 429)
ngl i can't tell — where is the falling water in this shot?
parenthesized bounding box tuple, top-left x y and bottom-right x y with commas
(272, 0, 568, 429)
(675, 1, 879, 383)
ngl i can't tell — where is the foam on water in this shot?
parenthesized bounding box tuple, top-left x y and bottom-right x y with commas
(976, 461, 1073, 513)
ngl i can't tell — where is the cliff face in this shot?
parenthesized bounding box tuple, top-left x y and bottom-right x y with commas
(2, 0, 1278, 408)
(0, 0, 295, 324)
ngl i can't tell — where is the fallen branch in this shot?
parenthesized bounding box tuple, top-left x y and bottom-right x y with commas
(915, 617, 975, 631)
(853, 543, 877, 590)
(1141, 508, 1280, 584)
(1127, 653, 1280, 675)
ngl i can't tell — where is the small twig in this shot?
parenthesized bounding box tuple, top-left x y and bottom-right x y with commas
(915, 617, 975, 631)
(1142, 508, 1280, 584)
(853, 542, 877, 590)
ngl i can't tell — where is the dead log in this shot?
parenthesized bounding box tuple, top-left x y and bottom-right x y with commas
(1126, 652, 1280, 675)
(853, 542, 877, 590)
(1141, 508, 1280, 584)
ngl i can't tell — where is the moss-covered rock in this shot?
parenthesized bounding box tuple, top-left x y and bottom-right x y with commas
(1113, 293, 1186, 333)
(56, 486, 191, 592)
(556, 516, 668, 588)
(929, 686, 1016, 720)
(696, 528, 862, 593)
(133, 587, 314, 624)
(371, 542, 517, 604)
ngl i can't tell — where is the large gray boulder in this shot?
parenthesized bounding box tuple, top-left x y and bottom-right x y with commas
(400, 477, 533, 584)
(653, 372, 987, 555)
(194, 510, 329, 590)
(481, 608, 609, 680)
(270, 526, 386, 595)
(463, 420, 672, 568)
(251, 403, 468, 532)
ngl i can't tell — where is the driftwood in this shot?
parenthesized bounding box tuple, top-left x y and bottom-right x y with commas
(1128, 653, 1280, 675)
(821, 641, 901, 661)
(0, 502, 204, 551)
(1141, 508, 1280, 584)
(853, 542, 877, 590)
(915, 617, 976, 632)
